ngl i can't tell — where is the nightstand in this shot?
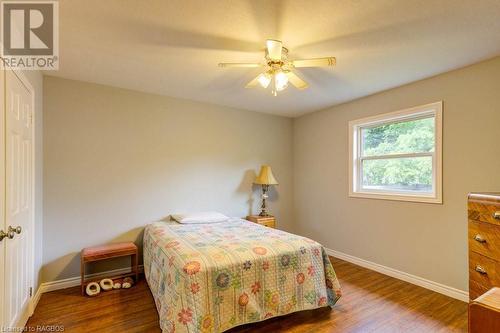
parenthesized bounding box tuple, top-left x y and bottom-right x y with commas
(246, 215, 276, 228)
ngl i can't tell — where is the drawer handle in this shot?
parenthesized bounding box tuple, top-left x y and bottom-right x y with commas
(494, 211, 500, 220)
(474, 234, 487, 243)
(475, 265, 487, 275)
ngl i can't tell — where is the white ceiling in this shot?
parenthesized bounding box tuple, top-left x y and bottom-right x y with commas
(46, 0, 500, 117)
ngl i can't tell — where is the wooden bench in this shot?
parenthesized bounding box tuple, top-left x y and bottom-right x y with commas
(80, 242, 139, 295)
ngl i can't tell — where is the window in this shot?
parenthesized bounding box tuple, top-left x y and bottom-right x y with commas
(349, 102, 442, 203)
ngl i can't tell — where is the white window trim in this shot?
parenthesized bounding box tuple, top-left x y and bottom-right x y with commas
(348, 101, 443, 204)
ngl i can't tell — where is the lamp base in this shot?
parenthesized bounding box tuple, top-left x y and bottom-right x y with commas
(259, 184, 271, 217)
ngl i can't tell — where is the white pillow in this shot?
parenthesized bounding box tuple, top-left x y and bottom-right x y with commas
(171, 211, 229, 224)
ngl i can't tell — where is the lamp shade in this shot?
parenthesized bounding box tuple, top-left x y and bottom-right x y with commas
(254, 165, 279, 185)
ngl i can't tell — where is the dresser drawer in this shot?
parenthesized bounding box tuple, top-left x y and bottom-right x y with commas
(469, 251, 500, 291)
(260, 220, 275, 228)
(468, 199, 500, 225)
(469, 279, 491, 300)
(469, 220, 500, 260)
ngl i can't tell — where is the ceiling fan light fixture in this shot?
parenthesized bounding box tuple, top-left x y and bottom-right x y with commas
(218, 39, 335, 95)
(257, 73, 272, 88)
(274, 71, 288, 91)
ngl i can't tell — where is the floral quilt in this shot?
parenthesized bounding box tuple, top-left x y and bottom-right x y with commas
(143, 219, 341, 333)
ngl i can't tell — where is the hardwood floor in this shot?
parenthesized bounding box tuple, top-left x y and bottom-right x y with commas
(27, 257, 468, 332)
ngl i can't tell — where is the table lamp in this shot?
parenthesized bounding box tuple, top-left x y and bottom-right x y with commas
(254, 165, 279, 216)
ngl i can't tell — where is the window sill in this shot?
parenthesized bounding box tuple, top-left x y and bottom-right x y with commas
(349, 191, 443, 204)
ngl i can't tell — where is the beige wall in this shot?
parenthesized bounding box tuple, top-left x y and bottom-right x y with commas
(43, 56, 500, 291)
(293, 56, 500, 292)
(42, 76, 293, 282)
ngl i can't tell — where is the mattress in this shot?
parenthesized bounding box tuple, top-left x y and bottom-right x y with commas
(143, 218, 341, 333)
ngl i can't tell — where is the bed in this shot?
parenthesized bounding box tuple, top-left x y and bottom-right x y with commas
(143, 218, 341, 333)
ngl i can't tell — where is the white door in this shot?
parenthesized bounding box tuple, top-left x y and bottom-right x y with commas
(3, 69, 34, 329)
(0, 61, 6, 330)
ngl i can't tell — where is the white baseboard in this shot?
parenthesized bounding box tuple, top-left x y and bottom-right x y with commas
(326, 248, 469, 302)
(33, 265, 144, 299)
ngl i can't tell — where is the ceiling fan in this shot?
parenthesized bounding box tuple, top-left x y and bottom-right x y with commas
(218, 39, 336, 96)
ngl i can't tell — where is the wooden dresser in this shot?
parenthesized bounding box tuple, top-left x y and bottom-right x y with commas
(469, 193, 500, 300)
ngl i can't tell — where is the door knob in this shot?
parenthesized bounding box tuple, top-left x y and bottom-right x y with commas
(0, 229, 14, 241)
(8, 226, 22, 235)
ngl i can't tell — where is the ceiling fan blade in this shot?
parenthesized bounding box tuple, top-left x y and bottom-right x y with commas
(292, 57, 336, 68)
(245, 74, 261, 88)
(246, 73, 271, 88)
(266, 39, 282, 61)
(218, 63, 262, 68)
(286, 71, 308, 90)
